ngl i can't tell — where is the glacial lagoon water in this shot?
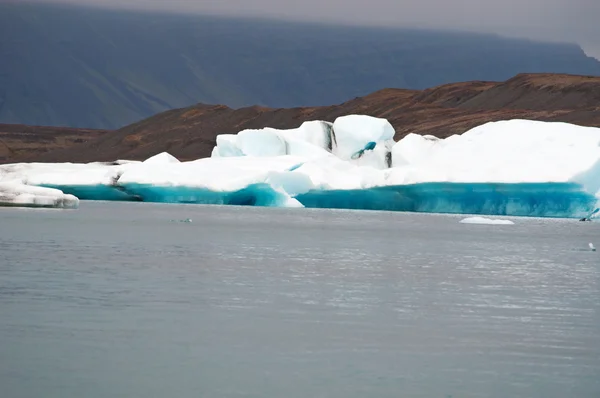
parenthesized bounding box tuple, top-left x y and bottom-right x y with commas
(1, 202, 599, 398)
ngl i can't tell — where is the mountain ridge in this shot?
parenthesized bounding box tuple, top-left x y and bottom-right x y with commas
(2, 73, 599, 164)
(2, 3, 600, 129)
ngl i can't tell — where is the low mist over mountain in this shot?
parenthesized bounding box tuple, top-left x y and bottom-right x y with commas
(2, 2, 600, 129)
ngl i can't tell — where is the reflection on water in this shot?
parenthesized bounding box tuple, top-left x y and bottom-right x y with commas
(1, 202, 599, 398)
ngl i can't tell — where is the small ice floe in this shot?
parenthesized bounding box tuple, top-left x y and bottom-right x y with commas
(589, 243, 596, 252)
(0, 181, 79, 209)
(459, 216, 514, 225)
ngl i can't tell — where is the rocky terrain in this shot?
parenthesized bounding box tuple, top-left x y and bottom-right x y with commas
(0, 124, 109, 163)
(2, 73, 600, 164)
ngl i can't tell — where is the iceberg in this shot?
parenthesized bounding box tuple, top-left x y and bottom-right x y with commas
(0, 181, 78, 208)
(0, 161, 141, 201)
(1, 116, 600, 218)
(460, 217, 515, 225)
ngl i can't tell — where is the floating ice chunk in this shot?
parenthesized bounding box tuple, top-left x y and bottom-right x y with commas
(460, 217, 515, 225)
(0, 181, 78, 208)
(332, 115, 395, 160)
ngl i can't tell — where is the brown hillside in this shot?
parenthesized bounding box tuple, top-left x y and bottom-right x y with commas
(4, 73, 600, 164)
(457, 73, 600, 110)
(0, 124, 109, 164)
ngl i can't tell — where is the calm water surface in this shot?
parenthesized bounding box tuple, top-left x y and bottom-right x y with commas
(1, 202, 599, 398)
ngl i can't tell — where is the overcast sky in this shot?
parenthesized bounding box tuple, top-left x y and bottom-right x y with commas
(27, 0, 600, 59)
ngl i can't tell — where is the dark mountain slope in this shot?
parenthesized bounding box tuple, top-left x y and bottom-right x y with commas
(2, 3, 600, 129)
(8, 73, 599, 164)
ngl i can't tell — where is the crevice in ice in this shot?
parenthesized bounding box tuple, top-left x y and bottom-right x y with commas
(110, 172, 121, 186)
(283, 140, 290, 156)
(287, 163, 305, 172)
(351, 141, 377, 160)
(325, 123, 337, 152)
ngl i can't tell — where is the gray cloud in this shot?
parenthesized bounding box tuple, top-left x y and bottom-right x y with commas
(27, 0, 600, 59)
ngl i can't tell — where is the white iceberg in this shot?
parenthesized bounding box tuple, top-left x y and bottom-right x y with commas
(459, 217, 515, 225)
(0, 181, 78, 208)
(1, 116, 600, 217)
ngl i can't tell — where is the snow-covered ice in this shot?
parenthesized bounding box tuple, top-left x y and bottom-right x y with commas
(460, 217, 515, 225)
(0, 181, 78, 208)
(1, 116, 600, 217)
(331, 115, 395, 161)
(386, 120, 600, 187)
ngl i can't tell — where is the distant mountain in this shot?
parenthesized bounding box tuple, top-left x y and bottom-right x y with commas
(3, 73, 600, 164)
(2, 3, 600, 130)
